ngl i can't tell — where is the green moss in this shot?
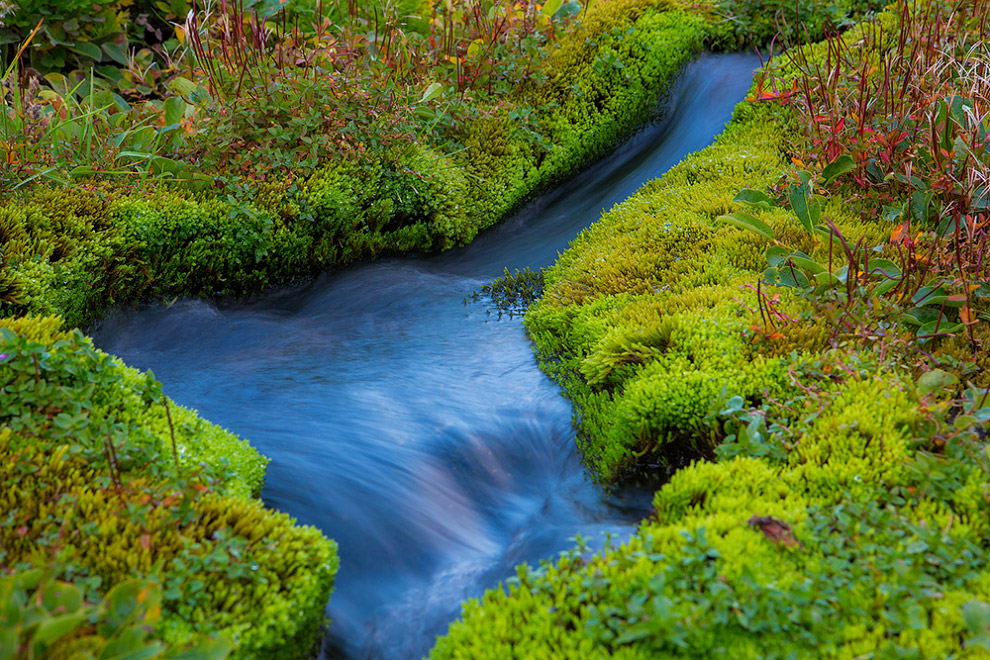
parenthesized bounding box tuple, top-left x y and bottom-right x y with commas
(431, 363, 990, 659)
(0, 318, 335, 659)
(430, 3, 990, 657)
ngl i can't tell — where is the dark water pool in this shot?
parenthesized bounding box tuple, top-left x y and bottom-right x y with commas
(92, 52, 760, 660)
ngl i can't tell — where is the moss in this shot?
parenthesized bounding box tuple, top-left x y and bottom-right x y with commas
(430, 3, 990, 657)
(0, 317, 335, 659)
(431, 364, 990, 659)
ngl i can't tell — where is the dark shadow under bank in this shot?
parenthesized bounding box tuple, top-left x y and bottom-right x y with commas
(91, 52, 761, 660)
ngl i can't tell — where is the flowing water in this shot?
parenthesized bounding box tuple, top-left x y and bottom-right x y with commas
(92, 52, 760, 659)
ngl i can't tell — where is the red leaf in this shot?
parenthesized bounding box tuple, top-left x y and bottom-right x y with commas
(748, 515, 802, 548)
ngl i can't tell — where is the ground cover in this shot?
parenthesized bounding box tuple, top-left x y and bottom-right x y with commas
(0, 0, 735, 656)
(429, 0, 990, 656)
(0, 0, 714, 328)
(0, 0, 888, 656)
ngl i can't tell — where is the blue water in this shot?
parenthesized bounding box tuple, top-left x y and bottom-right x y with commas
(92, 52, 760, 659)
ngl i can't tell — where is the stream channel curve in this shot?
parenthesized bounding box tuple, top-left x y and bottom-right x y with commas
(92, 52, 761, 660)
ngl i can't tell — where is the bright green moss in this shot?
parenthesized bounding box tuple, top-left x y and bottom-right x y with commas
(432, 4, 990, 657)
(0, 317, 335, 659)
(431, 371, 990, 658)
(0, 316, 266, 498)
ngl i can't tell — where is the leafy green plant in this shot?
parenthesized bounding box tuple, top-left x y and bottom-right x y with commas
(0, 571, 233, 660)
(471, 267, 544, 317)
(0, 1, 130, 72)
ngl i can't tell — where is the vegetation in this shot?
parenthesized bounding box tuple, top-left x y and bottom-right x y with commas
(0, 0, 716, 328)
(4, 0, 954, 656)
(430, 0, 990, 657)
(0, 0, 737, 655)
(0, 315, 338, 659)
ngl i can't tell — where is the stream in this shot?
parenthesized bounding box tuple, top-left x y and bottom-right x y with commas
(92, 52, 760, 660)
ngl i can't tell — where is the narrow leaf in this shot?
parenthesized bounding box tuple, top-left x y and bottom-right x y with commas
(717, 213, 774, 241)
(788, 183, 814, 234)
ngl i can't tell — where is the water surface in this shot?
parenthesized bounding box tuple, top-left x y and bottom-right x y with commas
(93, 52, 760, 659)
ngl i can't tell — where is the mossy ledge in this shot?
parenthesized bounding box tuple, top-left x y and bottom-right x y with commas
(0, 315, 338, 659)
(429, 3, 990, 658)
(0, 0, 711, 330)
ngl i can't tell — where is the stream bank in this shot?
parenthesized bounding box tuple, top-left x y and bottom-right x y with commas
(92, 53, 761, 659)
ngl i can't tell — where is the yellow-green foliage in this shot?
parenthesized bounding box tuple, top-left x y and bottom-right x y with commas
(431, 4, 990, 656)
(430, 364, 990, 659)
(0, 317, 337, 659)
(0, 316, 266, 498)
(526, 104, 801, 480)
(0, 570, 234, 660)
(0, 3, 710, 330)
(461, 5, 708, 230)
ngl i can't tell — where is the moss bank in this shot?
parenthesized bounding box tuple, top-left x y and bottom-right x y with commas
(428, 2, 990, 657)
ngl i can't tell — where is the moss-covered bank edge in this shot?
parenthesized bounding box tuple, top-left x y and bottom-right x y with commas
(428, 10, 990, 660)
(0, 0, 707, 330)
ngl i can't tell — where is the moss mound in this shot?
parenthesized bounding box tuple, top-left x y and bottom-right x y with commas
(0, 317, 338, 659)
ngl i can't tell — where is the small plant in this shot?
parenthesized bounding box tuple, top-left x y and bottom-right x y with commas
(471, 266, 544, 317)
(743, 0, 990, 345)
(0, 570, 233, 660)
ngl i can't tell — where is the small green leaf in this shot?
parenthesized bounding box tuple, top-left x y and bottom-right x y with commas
(164, 637, 234, 660)
(31, 613, 88, 649)
(163, 97, 186, 128)
(910, 190, 934, 225)
(789, 251, 825, 275)
(865, 258, 902, 279)
(913, 285, 947, 306)
(734, 189, 777, 210)
(103, 42, 128, 65)
(763, 267, 810, 289)
(778, 266, 811, 289)
(765, 246, 788, 267)
(788, 183, 814, 234)
(418, 82, 443, 104)
(822, 154, 855, 184)
(872, 278, 899, 297)
(963, 600, 990, 635)
(150, 157, 185, 176)
(66, 40, 102, 62)
(882, 203, 906, 223)
(917, 320, 963, 338)
(917, 369, 958, 395)
(717, 213, 774, 241)
(541, 0, 564, 17)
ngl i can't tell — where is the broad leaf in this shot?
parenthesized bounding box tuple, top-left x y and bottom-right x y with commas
(717, 213, 774, 241)
(765, 246, 788, 267)
(788, 251, 825, 275)
(734, 189, 776, 210)
(822, 154, 855, 183)
(418, 82, 443, 104)
(917, 369, 958, 395)
(541, 0, 564, 17)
